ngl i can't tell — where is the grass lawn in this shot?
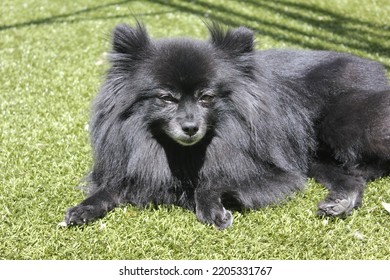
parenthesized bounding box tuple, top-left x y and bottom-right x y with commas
(1, 0, 389, 260)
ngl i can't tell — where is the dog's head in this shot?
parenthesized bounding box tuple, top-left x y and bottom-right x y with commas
(108, 22, 255, 146)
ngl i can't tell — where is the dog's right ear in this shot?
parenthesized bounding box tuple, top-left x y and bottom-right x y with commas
(111, 22, 150, 58)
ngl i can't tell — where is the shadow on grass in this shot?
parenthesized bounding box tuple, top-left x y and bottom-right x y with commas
(150, 0, 390, 67)
(0, 0, 173, 31)
(1, 0, 389, 68)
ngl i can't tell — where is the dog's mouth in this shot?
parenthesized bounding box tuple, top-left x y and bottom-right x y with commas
(165, 123, 207, 146)
(174, 134, 204, 146)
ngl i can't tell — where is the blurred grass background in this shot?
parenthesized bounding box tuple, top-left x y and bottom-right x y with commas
(0, 0, 389, 259)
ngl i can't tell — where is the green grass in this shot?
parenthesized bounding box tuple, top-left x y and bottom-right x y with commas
(1, 0, 389, 260)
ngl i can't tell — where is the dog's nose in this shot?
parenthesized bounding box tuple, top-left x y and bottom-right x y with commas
(181, 122, 199, 136)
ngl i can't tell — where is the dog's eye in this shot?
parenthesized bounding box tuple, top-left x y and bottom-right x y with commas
(198, 94, 214, 105)
(158, 94, 178, 104)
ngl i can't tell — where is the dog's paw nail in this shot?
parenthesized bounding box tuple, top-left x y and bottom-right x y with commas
(58, 221, 67, 227)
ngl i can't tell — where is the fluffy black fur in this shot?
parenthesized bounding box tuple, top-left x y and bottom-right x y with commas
(65, 23, 390, 229)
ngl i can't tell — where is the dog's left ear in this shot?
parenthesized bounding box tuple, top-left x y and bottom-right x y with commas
(208, 23, 254, 56)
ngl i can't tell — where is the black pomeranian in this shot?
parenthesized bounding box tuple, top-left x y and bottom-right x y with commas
(65, 22, 389, 230)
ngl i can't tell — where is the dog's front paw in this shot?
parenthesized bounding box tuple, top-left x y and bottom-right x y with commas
(65, 205, 102, 226)
(196, 205, 233, 230)
(317, 198, 355, 217)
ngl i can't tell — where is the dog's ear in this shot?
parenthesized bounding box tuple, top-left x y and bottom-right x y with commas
(208, 23, 254, 55)
(111, 21, 150, 58)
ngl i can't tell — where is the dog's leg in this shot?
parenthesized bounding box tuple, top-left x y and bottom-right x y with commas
(195, 188, 234, 230)
(65, 187, 118, 226)
(195, 171, 305, 229)
(309, 162, 365, 217)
